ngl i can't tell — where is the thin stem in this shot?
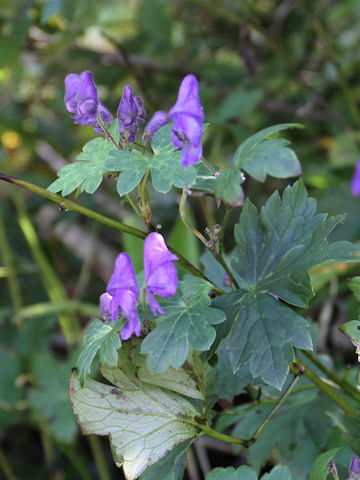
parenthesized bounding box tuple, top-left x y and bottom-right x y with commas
(302, 350, 360, 405)
(217, 254, 240, 290)
(218, 206, 232, 258)
(0, 172, 219, 288)
(139, 169, 152, 230)
(0, 207, 22, 314)
(0, 448, 18, 480)
(247, 369, 303, 446)
(291, 360, 358, 416)
(88, 436, 112, 480)
(125, 193, 143, 220)
(11, 191, 81, 344)
(133, 141, 153, 155)
(201, 156, 217, 175)
(179, 189, 210, 247)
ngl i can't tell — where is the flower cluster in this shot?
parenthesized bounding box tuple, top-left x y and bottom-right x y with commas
(117, 86, 146, 142)
(100, 233, 178, 340)
(64, 71, 113, 133)
(64, 71, 204, 168)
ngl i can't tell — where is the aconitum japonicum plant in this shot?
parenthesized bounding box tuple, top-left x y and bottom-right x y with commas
(2, 69, 360, 480)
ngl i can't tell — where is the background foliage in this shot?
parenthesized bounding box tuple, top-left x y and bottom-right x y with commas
(1, 0, 360, 478)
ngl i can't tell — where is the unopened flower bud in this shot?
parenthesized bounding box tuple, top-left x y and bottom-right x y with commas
(143, 111, 169, 142)
(223, 272, 232, 288)
(349, 456, 360, 479)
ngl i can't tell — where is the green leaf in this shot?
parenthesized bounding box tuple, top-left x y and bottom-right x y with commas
(214, 166, 244, 204)
(214, 291, 312, 389)
(141, 293, 225, 373)
(151, 123, 197, 193)
(206, 466, 257, 480)
(140, 440, 190, 480)
(234, 123, 303, 181)
(108, 118, 120, 144)
(76, 319, 121, 386)
(349, 276, 360, 301)
(339, 320, 360, 360)
(232, 180, 360, 307)
(130, 348, 203, 400)
(105, 149, 149, 195)
(215, 87, 263, 123)
(179, 274, 214, 306)
(261, 466, 291, 480)
(70, 363, 200, 480)
(29, 352, 77, 443)
(47, 138, 117, 195)
(309, 448, 342, 480)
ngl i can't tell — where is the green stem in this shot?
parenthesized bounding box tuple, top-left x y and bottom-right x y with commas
(12, 300, 100, 324)
(302, 350, 360, 405)
(291, 360, 358, 416)
(11, 191, 81, 344)
(179, 189, 210, 247)
(0, 172, 218, 288)
(0, 208, 22, 314)
(217, 254, 240, 290)
(247, 369, 303, 446)
(218, 207, 232, 258)
(139, 169, 152, 230)
(0, 448, 18, 480)
(88, 436, 112, 480)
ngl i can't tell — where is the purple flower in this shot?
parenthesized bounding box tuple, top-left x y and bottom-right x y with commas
(351, 160, 360, 197)
(64, 71, 113, 132)
(350, 456, 360, 479)
(102, 253, 140, 340)
(117, 86, 146, 142)
(143, 111, 169, 142)
(169, 74, 204, 168)
(144, 233, 178, 315)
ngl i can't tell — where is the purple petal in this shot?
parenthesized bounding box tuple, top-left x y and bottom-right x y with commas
(64, 73, 80, 113)
(169, 74, 204, 124)
(143, 111, 169, 142)
(180, 141, 202, 167)
(107, 253, 139, 298)
(147, 289, 165, 316)
(350, 456, 360, 479)
(174, 113, 203, 147)
(93, 102, 114, 133)
(117, 86, 138, 127)
(351, 160, 360, 197)
(121, 313, 141, 340)
(134, 96, 146, 124)
(144, 233, 178, 316)
(99, 292, 113, 321)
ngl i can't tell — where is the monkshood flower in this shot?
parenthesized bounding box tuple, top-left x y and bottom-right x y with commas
(117, 86, 146, 142)
(64, 71, 113, 132)
(350, 160, 360, 196)
(143, 111, 169, 142)
(169, 74, 204, 168)
(101, 253, 141, 340)
(349, 456, 360, 479)
(144, 232, 178, 315)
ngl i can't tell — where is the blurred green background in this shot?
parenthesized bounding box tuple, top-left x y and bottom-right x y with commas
(1, 0, 360, 478)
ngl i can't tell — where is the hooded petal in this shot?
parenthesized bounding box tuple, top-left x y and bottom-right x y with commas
(169, 74, 204, 124)
(180, 141, 202, 167)
(64, 73, 80, 113)
(350, 456, 360, 480)
(144, 233, 178, 315)
(117, 86, 138, 127)
(174, 113, 203, 147)
(76, 71, 98, 105)
(107, 253, 139, 298)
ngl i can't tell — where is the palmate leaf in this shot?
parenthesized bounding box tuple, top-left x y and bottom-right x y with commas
(104, 123, 197, 195)
(139, 440, 190, 480)
(339, 321, 360, 361)
(206, 466, 257, 480)
(232, 180, 360, 307)
(234, 123, 303, 181)
(70, 363, 199, 480)
(47, 137, 117, 195)
(141, 276, 225, 373)
(212, 180, 360, 389)
(214, 166, 245, 204)
(214, 292, 312, 388)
